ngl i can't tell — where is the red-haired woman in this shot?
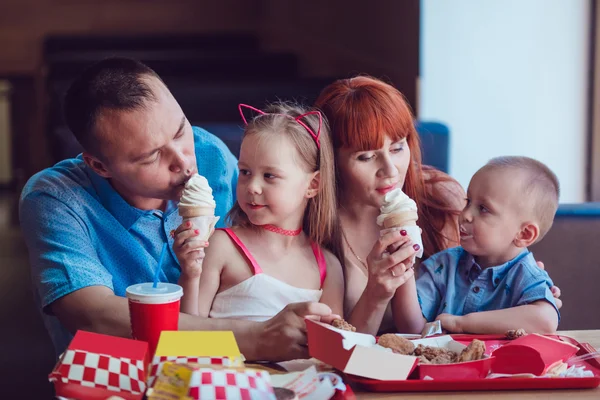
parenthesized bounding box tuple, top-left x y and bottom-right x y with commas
(315, 76, 561, 335)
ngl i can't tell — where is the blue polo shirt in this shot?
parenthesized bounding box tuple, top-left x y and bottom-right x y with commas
(416, 247, 560, 323)
(20, 126, 238, 356)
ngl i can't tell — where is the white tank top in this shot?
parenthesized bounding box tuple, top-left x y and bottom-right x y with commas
(209, 228, 327, 322)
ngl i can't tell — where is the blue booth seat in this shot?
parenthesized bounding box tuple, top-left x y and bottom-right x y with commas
(556, 202, 600, 218)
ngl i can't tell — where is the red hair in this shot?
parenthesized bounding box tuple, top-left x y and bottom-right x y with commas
(315, 76, 460, 257)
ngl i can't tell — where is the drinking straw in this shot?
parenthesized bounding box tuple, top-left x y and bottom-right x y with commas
(153, 243, 168, 288)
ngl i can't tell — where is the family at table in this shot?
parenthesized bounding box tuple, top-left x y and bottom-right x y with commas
(20, 57, 563, 362)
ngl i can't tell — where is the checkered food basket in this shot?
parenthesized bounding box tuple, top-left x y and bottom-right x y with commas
(49, 349, 146, 400)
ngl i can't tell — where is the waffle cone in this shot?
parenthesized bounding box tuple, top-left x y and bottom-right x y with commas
(383, 210, 418, 229)
(179, 206, 215, 218)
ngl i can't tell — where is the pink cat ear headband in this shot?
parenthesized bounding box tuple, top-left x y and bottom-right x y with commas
(238, 103, 322, 149)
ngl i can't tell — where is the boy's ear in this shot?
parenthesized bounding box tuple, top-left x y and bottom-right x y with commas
(514, 221, 540, 248)
(83, 152, 112, 178)
(306, 171, 320, 199)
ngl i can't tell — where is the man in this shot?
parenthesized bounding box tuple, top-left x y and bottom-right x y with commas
(20, 57, 335, 360)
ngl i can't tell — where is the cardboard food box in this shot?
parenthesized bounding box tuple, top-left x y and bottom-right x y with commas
(491, 333, 579, 376)
(306, 319, 418, 381)
(411, 335, 494, 380)
(149, 331, 245, 388)
(148, 362, 276, 400)
(49, 330, 149, 400)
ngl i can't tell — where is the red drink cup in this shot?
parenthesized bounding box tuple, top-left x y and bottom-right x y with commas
(126, 282, 183, 356)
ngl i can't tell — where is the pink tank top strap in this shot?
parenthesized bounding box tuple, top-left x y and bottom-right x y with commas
(311, 242, 327, 287)
(218, 228, 263, 275)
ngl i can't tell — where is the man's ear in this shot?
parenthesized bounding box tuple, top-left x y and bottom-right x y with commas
(82, 152, 112, 178)
(306, 171, 320, 199)
(514, 221, 540, 248)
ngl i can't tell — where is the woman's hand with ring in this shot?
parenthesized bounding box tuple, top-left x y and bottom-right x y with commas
(365, 230, 419, 301)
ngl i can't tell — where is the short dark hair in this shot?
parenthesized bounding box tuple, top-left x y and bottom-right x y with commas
(484, 156, 560, 241)
(63, 57, 162, 155)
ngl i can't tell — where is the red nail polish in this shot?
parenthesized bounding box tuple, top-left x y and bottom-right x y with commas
(400, 230, 407, 236)
(413, 244, 420, 251)
(195, 229, 200, 235)
(187, 221, 192, 227)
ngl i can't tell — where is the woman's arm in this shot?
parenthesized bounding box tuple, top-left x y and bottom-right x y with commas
(347, 232, 417, 335)
(391, 275, 427, 334)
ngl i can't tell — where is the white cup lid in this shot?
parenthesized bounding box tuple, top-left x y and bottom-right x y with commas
(126, 282, 183, 304)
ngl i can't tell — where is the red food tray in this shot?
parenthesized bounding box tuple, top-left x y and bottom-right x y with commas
(346, 334, 600, 392)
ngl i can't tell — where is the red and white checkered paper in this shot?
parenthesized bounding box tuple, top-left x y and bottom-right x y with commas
(189, 368, 275, 400)
(49, 349, 146, 395)
(151, 363, 276, 400)
(149, 355, 239, 387)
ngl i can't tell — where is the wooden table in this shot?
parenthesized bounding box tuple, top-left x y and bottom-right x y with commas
(354, 330, 600, 399)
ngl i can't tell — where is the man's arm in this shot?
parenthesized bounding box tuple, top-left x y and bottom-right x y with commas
(437, 300, 559, 334)
(52, 286, 333, 362)
(51, 286, 261, 357)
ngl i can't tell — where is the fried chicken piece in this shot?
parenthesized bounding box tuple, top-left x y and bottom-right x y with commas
(414, 344, 457, 361)
(378, 334, 415, 355)
(457, 339, 486, 363)
(331, 319, 356, 332)
(505, 329, 527, 340)
(431, 353, 457, 365)
(417, 355, 431, 365)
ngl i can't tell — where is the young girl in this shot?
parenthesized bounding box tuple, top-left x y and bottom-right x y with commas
(174, 102, 345, 321)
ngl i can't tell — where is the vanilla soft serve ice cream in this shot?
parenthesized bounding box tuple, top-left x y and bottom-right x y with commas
(178, 174, 219, 240)
(377, 188, 423, 259)
(179, 174, 216, 217)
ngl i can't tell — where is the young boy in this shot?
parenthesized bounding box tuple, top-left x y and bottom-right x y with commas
(393, 156, 561, 334)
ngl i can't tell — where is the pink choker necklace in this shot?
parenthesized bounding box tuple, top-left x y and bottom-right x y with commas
(261, 224, 302, 236)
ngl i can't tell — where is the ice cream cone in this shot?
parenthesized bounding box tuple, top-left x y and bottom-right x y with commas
(178, 174, 219, 241)
(377, 189, 424, 259)
(382, 210, 419, 229)
(179, 206, 216, 218)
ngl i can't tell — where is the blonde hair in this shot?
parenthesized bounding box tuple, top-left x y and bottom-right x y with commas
(227, 102, 341, 255)
(483, 156, 560, 242)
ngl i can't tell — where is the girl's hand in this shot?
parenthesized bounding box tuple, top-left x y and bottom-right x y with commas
(536, 261, 563, 309)
(365, 230, 419, 302)
(173, 221, 209, 279)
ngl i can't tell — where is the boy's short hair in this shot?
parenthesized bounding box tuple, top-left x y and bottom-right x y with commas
(483, 156, 560, 241)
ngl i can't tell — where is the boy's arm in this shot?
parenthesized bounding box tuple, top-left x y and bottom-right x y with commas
(437, 300, 558, 334)
(319, 251, 345, 319)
